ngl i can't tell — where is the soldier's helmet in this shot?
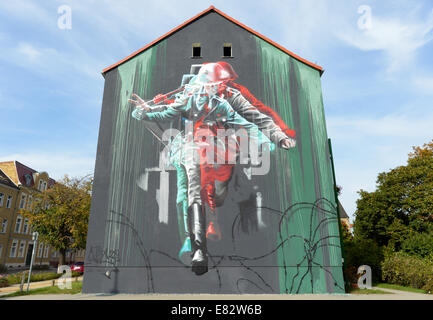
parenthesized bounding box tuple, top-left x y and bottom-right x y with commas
(195, 61, 238, 85)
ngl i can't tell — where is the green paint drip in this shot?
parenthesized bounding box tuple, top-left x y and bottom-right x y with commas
(254, 36, 344, 293)
(104, 42, 165, 266)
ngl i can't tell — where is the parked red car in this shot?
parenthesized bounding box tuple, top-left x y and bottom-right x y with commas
(70, 261, 84, 273)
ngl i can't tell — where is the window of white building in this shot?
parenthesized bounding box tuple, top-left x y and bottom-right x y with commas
(6, 195, 12, 208)
(14, 216, 22, 233)
(22, 218, 29, 234)
(37, 242, 44, 258)
(19, 193, 27, 209)
(44, 244, 49, 258)
(1, 219, 7, 233)
(27, 195, 33, 210)
(10, 240, 18, 257)
(18, 241, 26, 258)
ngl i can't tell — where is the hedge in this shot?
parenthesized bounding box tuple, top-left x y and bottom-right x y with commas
(381, 252, 433, 291)
(4, 271, 82, 286)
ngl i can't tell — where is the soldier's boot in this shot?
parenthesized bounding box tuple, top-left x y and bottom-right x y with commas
(189, 202, 208, 276)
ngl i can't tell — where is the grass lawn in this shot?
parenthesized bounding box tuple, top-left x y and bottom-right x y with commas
(375, 283, 427, 294)
(1, 281, 82, 298)
(348, 287, 393, 294)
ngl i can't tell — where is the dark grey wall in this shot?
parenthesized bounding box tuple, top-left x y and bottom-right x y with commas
(82, 12, 339, 294)
(159, 11, 261, 98)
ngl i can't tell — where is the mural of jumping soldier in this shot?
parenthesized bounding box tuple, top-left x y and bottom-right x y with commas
(129, 62, 296, 276)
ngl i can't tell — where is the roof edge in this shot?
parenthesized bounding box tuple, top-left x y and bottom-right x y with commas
(0, 168, 20, 189)
(211, 7, 324, 75)
(14, 160, 37, 173)
(102, 6, 215, 75)
(102, 6, 323, 76)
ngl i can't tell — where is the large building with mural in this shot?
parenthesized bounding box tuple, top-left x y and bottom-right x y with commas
(83, 6, 345, 294)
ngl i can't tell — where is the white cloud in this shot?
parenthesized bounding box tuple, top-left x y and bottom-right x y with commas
(0, 1, 53, 28)
(11, 41, 102, 80)
(274, 1, 335, 60)
(328, 112, 433, 140)
(412, 76, 433, 95)
(338, 6, 433, 73)
(17, 42, 42, 60)
(15, 42, 58, 65)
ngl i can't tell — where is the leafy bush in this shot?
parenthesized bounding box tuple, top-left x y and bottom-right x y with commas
(30, 272, 62, 282)
(401, 232, 433, 259)
(5, 272, 63, 285)
(343, 238, 384, 283)
(381, 252, 433, 289)
(0, 264, 7, 274)
(0, 277, 9, 288)
(343, 266, 358, 287)
(422, 278, 433, 294)
(4, 270, 81, 286)
(33, 264, 50, 271)
(4, 272, 26, 285)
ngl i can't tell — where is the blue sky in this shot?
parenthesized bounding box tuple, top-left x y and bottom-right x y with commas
(1, 0, 432, 221)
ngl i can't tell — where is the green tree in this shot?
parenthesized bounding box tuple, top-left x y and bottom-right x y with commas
(24, 175, 92, 266)
(341, 222, 384, 284)
(401, 232, 433, 259)
(353, 140, 433, 249)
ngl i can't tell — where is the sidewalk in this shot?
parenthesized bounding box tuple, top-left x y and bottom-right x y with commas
(0, 276, 83, 297)
(2, 286, 433, 300)
(371, 286, 432, 298)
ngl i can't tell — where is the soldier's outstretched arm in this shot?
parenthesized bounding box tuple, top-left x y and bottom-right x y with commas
(129, 93, 186, 122)
(227, 89, 295, 148)
(227, 82, 296, 139)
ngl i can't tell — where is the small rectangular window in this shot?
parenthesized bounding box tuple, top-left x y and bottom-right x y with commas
(18, 241, 25, 258)
(19, 193, 27, 209)
(38, 242, 44, 258)
(10, 240, 18, 257)
(6, 196, 12, 208)
(23, 218, 29, 234)
(192, 43, 201, 58)
(27, 195, 32, 210)
(223, 43, 232, 57)
(15, 216, 22, 233)
(44, 244, 49, 258)
(1, 219, 7, 233)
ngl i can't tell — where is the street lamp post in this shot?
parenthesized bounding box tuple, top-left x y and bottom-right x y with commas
(26, 231, 38, 292)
